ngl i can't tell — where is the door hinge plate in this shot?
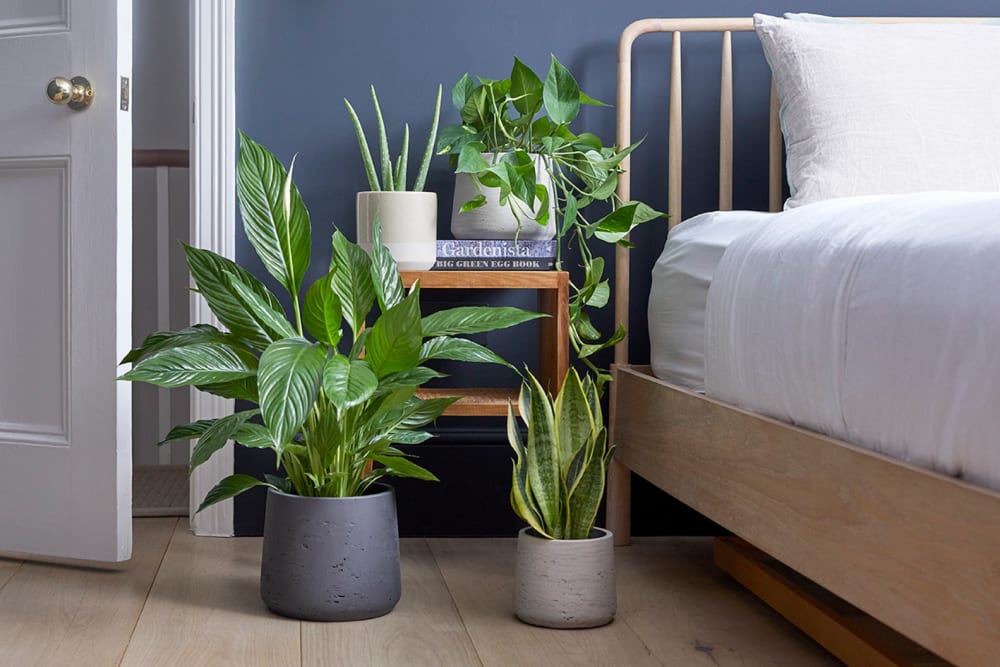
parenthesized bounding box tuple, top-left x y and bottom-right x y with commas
(120, 76, 130, 112)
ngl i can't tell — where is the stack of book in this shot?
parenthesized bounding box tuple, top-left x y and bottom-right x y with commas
(433, 239, 557, 271)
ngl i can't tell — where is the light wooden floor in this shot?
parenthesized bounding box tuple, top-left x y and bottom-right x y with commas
(0, 518, 838, 667)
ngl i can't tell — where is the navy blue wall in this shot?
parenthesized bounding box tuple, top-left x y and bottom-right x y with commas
(234, 1, 997, 535)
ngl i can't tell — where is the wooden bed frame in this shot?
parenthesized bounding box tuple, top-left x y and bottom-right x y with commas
(608, 17, 1000, 667)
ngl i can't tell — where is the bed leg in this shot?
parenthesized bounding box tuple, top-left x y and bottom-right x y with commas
(607, 458, 632, 546)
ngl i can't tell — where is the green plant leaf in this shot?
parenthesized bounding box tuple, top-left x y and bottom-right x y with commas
(395, 123, 409, 191)
(224, 270, 297, 342)
(366, 288, 423, 377)
(192, 410, 260, 469)
(157, 419, 216, 447)
(579, 90, 609, 106)
(330, 231, 376, 340)
(303, 271, 343, 347)
(197, 377, 259, 403)
(459, 194, 487, 212)
(421, 306, 545, 337)
(386, 430, 434, 445)
(397, 396, 460, 429)
(371, 85, 394, 191)
(344, 97, 381, 190)
(236, 132, 311, 298)
(561, 191, 579, 236)
(553, 368, 594, 477)
(566, 428, 607, 538)
(257, 338, 326, 452)
(510, 57, 543, 115)
(524, 372, 562, 537)
(543, 55, 580, 125)
(592, 201, 666, 244)
(436, 124, 477, 156)
(369, 218, 404, 312)
(413, 84, 442, 192)
(234, 422, 272, 448)
(120, 342, 257, 388)
(375, 367, 446, 395)
(420, 336, 515, 370)
(455, 142, 490, 174)
(371, 455, 439, 481)
(507, 402, 550, 536)
(451, 73, 475, 111)
(323, 355, 378, 410)
(121, 324, 235, 364)
(183, 245, 284, 350)
(197, 474, 275, 513)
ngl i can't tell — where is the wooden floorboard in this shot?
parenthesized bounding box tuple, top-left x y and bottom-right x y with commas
(615, 537, 838, 667)
(0, 517, 176, 667)
(301, 539, 481, 667)
(428, 538, 663, 667)
(120, 522, 300, 667)
(0, 557, 22, 593)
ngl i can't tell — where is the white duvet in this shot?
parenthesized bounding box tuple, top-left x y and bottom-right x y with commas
(704, 192, 1000, 491)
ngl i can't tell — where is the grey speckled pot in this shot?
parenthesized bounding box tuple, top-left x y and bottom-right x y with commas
(260, 486, 401, 621)
(513, 527, 616, 628)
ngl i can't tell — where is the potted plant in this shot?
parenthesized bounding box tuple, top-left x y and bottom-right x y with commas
(346, 84, 441, 270)
(438, 56, 664, 390)
(120, 133, 542, 621)
(508, 367, 616, 628)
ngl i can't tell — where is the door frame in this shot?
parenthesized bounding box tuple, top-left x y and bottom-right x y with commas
(189, 0, 236, 536)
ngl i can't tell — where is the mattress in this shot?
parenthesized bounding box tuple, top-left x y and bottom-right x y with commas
(703, 192, 1000, 491)
(648, 210, 776, 391)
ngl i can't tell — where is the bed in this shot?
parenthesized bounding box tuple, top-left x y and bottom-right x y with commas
(609, 16, 1000, 667)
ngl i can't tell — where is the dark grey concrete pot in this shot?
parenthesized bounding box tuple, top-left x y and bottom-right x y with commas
(260, 485, 401, 621)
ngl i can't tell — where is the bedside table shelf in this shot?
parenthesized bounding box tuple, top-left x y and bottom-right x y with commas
(402, 270, 569, 417)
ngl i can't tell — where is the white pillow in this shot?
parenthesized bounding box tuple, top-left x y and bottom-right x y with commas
(755, 14, 1000, 208)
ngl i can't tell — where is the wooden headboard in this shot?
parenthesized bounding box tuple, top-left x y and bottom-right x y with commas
(612, 16, 995, 367)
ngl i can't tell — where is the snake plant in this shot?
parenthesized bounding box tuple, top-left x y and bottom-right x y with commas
(508, 368, 614, 539)
(345, 84, 441, 192)
(120, 132, 542, 510)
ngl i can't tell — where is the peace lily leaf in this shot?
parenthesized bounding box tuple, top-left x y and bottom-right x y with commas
(120, 342, 257, 388)
(303, 272, 343, 346)
(236, 132, 311, 298)
(323, 355, 378, 410)
(375, 367, 446, 395)
(366, 287, 423, 377)
(121, 324, 235, 365)
(225, 270, 296, 341)
(510, 57, 543, 115)
(197, 474, 276, 513)
(257, 338, 326, 452)
(192, 410, 259, 470)
(420, 336, 515, 371)
(421, 306, 545, 337)
(234, 422, 273, 448)
(543, 55, 581, 125)
(197, 377, 259, 403)
(331, 230, 375, 339)
(371, 455, 439, 481)
(369, 218, 404, 311)
(396, 396, 460, 429)
(386, 430, 434, 445)
(157, 419, 217, 447)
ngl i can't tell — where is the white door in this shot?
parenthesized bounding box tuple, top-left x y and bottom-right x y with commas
(0, 0, 132, 561)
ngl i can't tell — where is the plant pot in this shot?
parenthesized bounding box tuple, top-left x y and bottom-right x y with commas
(260, 485, 401, 622)
(513, 526, 616, 628)
(451, 153, 557, 240)
(356, 191, 437, 270)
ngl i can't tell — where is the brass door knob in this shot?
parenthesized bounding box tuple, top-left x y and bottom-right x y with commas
(46, 76, 94, 111)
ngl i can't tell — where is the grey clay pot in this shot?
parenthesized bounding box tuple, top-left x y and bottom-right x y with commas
(513, 526, 616, 628)
(260, 485, 401, 621)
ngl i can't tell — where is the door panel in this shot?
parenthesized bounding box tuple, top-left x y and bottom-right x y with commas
(0, 0, 132, 562)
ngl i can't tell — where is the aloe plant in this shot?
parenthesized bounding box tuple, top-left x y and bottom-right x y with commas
(508, 368, 614, 540)
(345, 84, 441, 192)
(120, 132, 543, 510)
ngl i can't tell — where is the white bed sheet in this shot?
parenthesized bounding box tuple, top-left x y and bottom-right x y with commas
(704, 191, 1000, 491)
(648, 210, 776, 391)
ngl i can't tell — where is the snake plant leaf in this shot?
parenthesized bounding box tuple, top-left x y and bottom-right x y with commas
(366, 287, 423, 378)
(183, 245, 283, 350)
(524, 372, 562, 537)
(566, 427, 608, 539)
(157, 419, 217, 447)
(197, 377, 259, 403)
(234, 422, 272, 448)
(323, 356, 378, 411)
(192, 409, 259, 470)
(121, 324, 235, 364)
(510, 57, 543, 115)
(224, 270, 296, 341)
(413, 84, 441, 192)
(197, 474, 276, 513)
(257, 338, 326, 453)
(554, 368, 594, 476)
(511, 466, 551, 538)
(421, 306, 545, 337)
(543, 55, 580, 125)
(303, 272, 343, 347)
(331, 231, 376, 340)
(120, 342, 258, 388)
(369, 218, 404, 312)
(371, 455, 439, 481)
(419, 336, 516, 370)
(236, 132, 311, 298)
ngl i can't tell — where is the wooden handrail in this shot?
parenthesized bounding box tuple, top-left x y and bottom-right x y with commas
(133, 149, 189, 168)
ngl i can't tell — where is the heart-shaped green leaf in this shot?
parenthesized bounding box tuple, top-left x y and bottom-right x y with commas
(510, 57, 543, 115)
(543, 55, 580, 125)
(303, 272, 343, 346)
(366, 288, 423, 377)
(323, 355, 378, 410)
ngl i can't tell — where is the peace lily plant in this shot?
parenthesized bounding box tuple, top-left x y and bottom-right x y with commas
(119, 132, 542, 509)
(438, 56, 665, 389)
